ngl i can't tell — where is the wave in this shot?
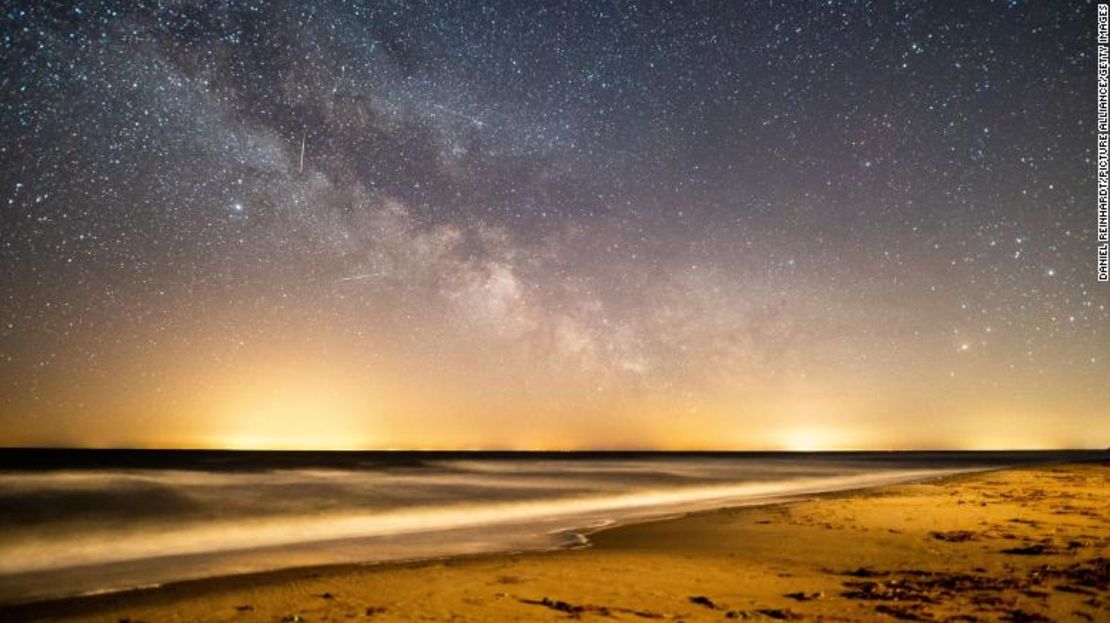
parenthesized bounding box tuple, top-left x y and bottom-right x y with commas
(0, 450, 1091, 604)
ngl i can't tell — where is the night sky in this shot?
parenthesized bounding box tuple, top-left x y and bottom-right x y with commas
(1, 1, 1106, 450)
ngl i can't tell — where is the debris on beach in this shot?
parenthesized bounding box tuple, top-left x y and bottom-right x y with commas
(688, 595, 719, 609)
(845, 567, 890, 578)
(755, 607, 804, 620)
(1001, 544, 1058, 556)
(837, 557, 1108, 622)
(929, 531, 979, 542)
(517, 596, 663, 619)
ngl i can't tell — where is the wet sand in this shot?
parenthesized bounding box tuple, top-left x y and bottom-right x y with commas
(6, 461, 1106, 622)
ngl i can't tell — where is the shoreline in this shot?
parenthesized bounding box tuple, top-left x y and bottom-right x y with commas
(0, 468, 979, 610)
(0, 467, 979, 603)
(4, 460, 1106, 622)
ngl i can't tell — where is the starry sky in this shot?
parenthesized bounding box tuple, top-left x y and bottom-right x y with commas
(1, 1, 1106, 450)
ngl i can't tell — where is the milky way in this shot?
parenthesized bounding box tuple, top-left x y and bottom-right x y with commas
(1, 1, 1106, 449)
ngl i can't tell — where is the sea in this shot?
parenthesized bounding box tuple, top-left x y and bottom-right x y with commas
(0, 449, 1096, 604)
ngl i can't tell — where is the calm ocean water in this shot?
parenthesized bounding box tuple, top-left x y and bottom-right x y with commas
(0, 450, 1093, 604)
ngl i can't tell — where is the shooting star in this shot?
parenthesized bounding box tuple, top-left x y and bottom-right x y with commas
(337, 272, 384, 283)
(299, 132, 305, 173)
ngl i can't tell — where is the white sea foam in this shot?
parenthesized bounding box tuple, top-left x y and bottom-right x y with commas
(0, 452, 1065, 603)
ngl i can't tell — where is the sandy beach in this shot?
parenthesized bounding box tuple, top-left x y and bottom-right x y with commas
(5, 461, 1106, 623)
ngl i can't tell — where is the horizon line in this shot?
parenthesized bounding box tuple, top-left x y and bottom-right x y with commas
(0, 446, 1105, 453)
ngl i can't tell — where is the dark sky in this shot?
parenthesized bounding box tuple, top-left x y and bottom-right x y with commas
(1, 1, 1106, 449)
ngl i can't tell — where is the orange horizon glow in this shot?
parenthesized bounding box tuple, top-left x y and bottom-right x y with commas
(3, 333, 1105, 452)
